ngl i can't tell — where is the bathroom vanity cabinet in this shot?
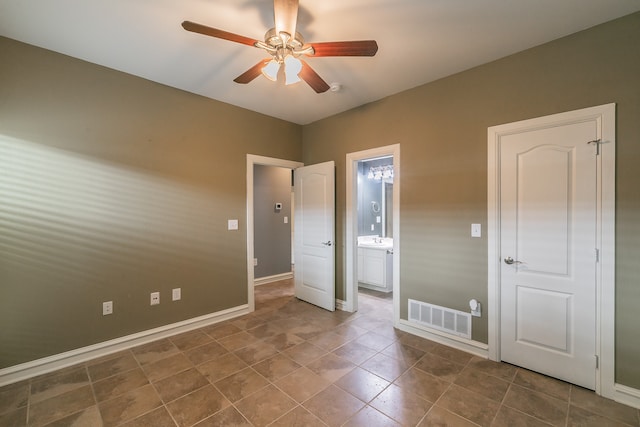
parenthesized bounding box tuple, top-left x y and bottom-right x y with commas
(357, 246, 393, 292)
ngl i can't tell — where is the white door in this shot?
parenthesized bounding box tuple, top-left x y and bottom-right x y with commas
(499, 119, 598, 389)
(294, 161, 335, 311)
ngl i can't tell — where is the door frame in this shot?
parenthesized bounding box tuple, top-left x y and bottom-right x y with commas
(246, 154, 303, 312)
(487, 104, 615, 397)
(345, 144, 400, 324)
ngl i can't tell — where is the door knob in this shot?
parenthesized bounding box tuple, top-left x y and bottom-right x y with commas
(504, 256, 522, 265)
(322, 241, 332, 246)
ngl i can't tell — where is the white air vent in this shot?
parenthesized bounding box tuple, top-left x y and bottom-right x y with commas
(408, 299, 471, 339)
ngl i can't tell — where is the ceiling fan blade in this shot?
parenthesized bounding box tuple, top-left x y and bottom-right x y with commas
(299, 60, 330, 93)
(181, 21, 258, 47)
(308, 40, 378, 57)
(234, 59, 271, 84)
(274, 0, 299, 37)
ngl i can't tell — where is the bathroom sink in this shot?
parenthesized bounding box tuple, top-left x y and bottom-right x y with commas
(357, 237, 393, 249)
(358, 242, 392, 248)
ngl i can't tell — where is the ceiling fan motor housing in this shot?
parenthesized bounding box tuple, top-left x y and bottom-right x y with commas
(260, 28, 310, 62)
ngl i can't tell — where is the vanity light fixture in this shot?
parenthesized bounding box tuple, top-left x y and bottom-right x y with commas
(367, 165, 394, 180)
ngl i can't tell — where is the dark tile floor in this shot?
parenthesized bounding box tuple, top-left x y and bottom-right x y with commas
(1, 279, 638, 426)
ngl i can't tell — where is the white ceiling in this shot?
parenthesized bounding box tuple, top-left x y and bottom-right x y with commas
(2, 1, 639, 125)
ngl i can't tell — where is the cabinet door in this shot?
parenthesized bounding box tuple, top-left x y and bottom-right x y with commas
(363, 249, 385, 286)
(357, 251, 364, 282)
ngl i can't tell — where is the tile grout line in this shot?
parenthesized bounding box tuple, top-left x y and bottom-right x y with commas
(25, 376, 32, 426)
(492, 371, 519, 426)
(134, 346, 181, 427)
(421, 348, 474, 427)
(84, 363, 103, 427)
(500, 368, 564, 427)
(565, 384, 573, 427)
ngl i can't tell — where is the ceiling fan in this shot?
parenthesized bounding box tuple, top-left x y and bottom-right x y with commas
(181, 0, 378, 93)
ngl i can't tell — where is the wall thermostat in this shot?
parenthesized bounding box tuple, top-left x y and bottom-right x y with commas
(275, 203, 282, 211)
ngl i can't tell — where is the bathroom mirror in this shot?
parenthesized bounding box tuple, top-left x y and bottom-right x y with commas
(357, 158, 393, 238)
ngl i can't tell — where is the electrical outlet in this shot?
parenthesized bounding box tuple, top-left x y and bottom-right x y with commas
(150, 292, 160, 306)
(254, 258, 258, 266)
(172, 288, 181, 301)
(103, 301, 113, 316)
(469, 299, 482, 317)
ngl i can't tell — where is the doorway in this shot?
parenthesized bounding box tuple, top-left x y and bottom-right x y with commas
(253, 164, 294, 285)
(246, 155, 303, 312)
(247, 155, 336, 312)
(487, 104, 615, 396)
(345, 144, 400, 324)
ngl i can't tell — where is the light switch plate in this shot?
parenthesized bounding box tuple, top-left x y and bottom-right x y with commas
(471, 223, 481, 238)
(228, 219, 238, 230)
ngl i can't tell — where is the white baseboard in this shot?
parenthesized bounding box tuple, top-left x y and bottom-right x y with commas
(254, 272, 293, 286)
(397, 319, 489, 359)
(335, 299, 346, 311)
(613, 383, 640, 409)
(0, 304, 250, 387)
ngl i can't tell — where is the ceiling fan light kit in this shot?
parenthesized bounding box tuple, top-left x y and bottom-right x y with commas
(261, 60, 280, 82)
(181, 0, 378, 93)
(257, 29, 305, 85)
(283, 55, 303, 85)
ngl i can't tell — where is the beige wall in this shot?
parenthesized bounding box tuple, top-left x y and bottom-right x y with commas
(0, 37, 301, 368)
(302, 12, 640, 388)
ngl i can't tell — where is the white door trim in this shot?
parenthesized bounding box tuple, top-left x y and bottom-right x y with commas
(246, 154, 303, 312)
(345, 144, 400, 324)
(487, 104, 615, 398)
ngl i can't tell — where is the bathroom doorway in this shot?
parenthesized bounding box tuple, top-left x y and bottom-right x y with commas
(356, 157, 394, 297)
(345, 144, 400, 325)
